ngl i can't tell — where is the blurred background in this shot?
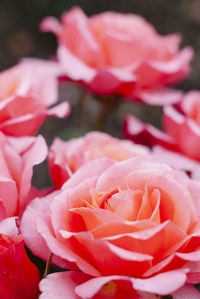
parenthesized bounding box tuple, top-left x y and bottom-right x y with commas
(1, 0, 200, 134)
(0, 0, 199, 90)
(1, 0, 200, 186)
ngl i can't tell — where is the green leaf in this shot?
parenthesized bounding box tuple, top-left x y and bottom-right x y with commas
(59, 127, 90, 140)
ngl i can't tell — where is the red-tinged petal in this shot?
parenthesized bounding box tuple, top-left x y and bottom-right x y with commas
(0, 113, 46, 136)
(172, 284, 200, 299)
(75, 275, 141, 299)
(89, 67, 136, 96)
(0, 235, 40, 299)
(185, 261, 200, 283)
(131, 47, 193, 91)
(61, 231, 152, 277)
(38, 217, 100, 275)
(123, 114, 177, 150)
(58, 47, 136, 96)
(68, 207, 123, 232)
(104, 221, 187, 259)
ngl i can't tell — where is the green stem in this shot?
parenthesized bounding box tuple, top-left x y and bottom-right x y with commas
(95, 95, 121, 131)
(77, 87, 91, 127)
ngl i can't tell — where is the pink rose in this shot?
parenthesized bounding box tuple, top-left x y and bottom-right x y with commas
(123, 91, 200, 176)
(123, 114, 200, 177)
(0, 59, 70, 136)
(40, 7, 193, 105)
(0, 233, 40, 299)
(0, 132, 47, 219)
(39, 271, 200, 299)
(163, 90, 200, 160)
(21, 158, 200, 297)
(48, 131, 149, 188)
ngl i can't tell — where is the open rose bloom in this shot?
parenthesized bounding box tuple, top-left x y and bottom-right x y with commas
(49, 131, 149, 188)
(0, 59, 70, 136)
(21, 157, 200, 297)
(0, 4, 199, 298)
(40, 7, 193, 105)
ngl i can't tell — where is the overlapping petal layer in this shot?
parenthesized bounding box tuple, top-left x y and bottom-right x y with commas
(22, 158, 200, 297)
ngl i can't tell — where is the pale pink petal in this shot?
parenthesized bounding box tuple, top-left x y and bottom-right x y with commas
(62, 158, 114, 189)
(58, 46, 96, 82)
(19, 58, 60, 106)
(39, 271, 90, 299)
(47, 102, 71, 118)
(40, 16, 62, 35)
(151, 146, 200, 174)
(172, 284, 200, 299)
(0, 217, 18, 237)
(133, 88, 183, 105)
(19, 135, 48, 208)
(0, 176, 18, 216)
(133, 269, 188, 295)
(20, 194, 56, 261)
(176, 250, 200, 262)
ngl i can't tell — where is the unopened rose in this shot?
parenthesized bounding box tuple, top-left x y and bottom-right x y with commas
(21, 158, 200, 297)
(49, 131, 148, 188)
(40, 7, 193, 105)
(0, 233, 40, 299)
(0, 59, 70, 136)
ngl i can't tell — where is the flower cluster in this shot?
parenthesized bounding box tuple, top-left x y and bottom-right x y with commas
(0, 6, 200, 299)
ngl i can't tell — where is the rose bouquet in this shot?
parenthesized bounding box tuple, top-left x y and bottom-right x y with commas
(0, 6, 200, 299)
